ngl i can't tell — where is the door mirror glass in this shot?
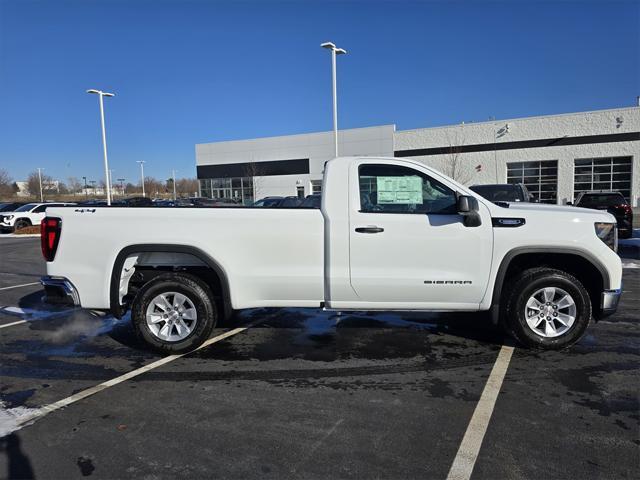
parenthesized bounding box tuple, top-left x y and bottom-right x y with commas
(457, 195, 482, 227)
(457, 195, 478, 213)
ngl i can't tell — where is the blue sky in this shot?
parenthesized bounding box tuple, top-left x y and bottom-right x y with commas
(0, 0, 638, 183)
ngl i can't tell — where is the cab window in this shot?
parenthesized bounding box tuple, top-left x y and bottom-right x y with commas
(359, 164, 457, 214)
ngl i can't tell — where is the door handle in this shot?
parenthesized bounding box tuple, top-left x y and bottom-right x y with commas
(355, 226, 384, 234)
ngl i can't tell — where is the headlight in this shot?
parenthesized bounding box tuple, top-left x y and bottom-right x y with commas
(595, 222, 617, 252)
(5, 215, 13, 221)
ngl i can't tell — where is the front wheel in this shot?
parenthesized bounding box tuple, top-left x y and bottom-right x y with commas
(503, 268, 592, 350)
(131, 273, 217, 354)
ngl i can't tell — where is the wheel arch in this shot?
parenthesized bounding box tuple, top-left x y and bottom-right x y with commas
(109, 244, 232, 320)
(490, 247, 610, 324)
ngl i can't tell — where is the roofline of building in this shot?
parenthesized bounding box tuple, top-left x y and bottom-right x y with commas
(196, 124, 397, 147)
(397, 105, 640, 134)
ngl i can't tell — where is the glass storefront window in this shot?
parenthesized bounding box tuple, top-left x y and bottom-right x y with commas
(198, 177, 255, 204)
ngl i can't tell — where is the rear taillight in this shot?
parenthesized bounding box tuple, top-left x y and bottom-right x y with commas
(41, 217, 62, 262)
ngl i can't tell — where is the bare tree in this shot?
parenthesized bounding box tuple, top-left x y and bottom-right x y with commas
(143, 177, 164, 198)
(126, 182, 141, 194)
(176, 178, 199, 197)
(0, 168, 14, 198)
(67, 177, 83, 196)
(243, 162, 265, 200)
(441, 127, 475, 185)
(26, 170, 54, 198)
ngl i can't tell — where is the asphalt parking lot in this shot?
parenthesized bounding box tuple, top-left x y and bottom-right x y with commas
(0, 237, 638, 479)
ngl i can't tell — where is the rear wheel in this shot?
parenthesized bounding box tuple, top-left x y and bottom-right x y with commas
(502, 268, 591, 350)
(14, 219, 31, 230)
(131, 273, 217, 354)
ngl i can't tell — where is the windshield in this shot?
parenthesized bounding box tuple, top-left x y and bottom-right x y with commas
(578, 193, 626, 208)
(14, 203, 38, 212)
(470, 185, 523, 202)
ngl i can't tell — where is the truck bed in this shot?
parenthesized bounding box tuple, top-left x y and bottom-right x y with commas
(47, 207, 325, 310)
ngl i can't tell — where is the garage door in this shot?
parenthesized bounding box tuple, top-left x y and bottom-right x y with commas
(506, 160, 558, 203)
(574, 156, 632, 201)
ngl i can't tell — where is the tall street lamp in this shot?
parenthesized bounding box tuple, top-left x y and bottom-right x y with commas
(137, 161, 146, 197)
(36, 167, 44, 202)
(171, 169, 177, 200)
(321, 41, 347, 158)
(109, 169, 114, 196)
(87, 89, 115, 205)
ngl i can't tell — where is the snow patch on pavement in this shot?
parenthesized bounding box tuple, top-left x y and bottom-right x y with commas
(622, 259, 640, 269)
(0, 401, 42, 438)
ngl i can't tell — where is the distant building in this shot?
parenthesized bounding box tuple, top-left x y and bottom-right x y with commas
(195, 106, 639, 206)
(15, 180, 60, 197)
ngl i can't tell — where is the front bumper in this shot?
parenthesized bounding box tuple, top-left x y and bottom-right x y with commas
(41, 276, 80, 306)
(599, 288, 622, 318)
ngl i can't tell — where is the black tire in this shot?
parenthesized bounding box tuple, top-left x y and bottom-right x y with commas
(14, 219, 31, 230)
(131, 273, 217, 354)
(502, 267, 591, 350)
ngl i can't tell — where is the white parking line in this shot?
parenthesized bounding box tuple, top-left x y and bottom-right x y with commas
(0, 320, 27, 329)
(5, 319, 263, 435)
(0, 282, 40, 291)
(446, 345, 514, 480)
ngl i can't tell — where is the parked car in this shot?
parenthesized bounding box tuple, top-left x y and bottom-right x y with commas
(113, 196, 154, 207)
(153, 199, 176, 207)
(0, 202, 75, 232)
(469, 183, 535, 203)
(300, 194, 321, 208)
(41, 156, 621, 354)
(276, 196, 304, 208)
(252, 196, 284, 207)
(0, 202, 27, 213)
(573, 191, 633, 239)
(0, 202, 27, 224)
(190, 197, 241, 207)
(77, 199, 108, 206)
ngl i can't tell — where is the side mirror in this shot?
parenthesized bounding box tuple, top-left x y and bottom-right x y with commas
(457, 195, 482, 227)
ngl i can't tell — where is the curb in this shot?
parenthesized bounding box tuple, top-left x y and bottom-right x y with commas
(0, 234, 40, 238)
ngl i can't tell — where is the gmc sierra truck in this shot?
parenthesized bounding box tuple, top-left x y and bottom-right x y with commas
(40, 157, 622, 353)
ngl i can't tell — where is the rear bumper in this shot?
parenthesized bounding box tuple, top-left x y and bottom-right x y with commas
(599, 288, 622, 318)
(41, 276, 80, 306)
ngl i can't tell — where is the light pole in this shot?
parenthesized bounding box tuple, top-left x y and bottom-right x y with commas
(137, 161, 146, 197)
(87, 89, 115, 205)
(109, 169, 114, 196)
(321, 41, 347, 158)
(36, 167, 44, 202)
(171, 169, 177, 200)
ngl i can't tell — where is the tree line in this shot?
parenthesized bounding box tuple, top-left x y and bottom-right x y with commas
(0, 168, 199, 200)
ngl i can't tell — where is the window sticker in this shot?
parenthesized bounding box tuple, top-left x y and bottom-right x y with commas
(376, 176, 423, 204)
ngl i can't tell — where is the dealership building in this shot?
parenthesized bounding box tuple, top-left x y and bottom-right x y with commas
(196, 106, 640, 206)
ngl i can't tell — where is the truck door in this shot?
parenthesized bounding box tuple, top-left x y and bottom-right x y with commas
(348, 161, 493, 309)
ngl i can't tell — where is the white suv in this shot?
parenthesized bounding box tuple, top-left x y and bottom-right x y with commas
(0, 202, 75, 232)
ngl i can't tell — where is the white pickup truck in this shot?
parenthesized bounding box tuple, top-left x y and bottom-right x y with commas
(41, 156, 622, 353)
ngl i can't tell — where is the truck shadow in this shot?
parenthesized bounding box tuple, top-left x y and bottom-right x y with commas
(189, 307, 508, 364)
(11, 290, 506, 360)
